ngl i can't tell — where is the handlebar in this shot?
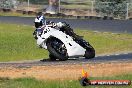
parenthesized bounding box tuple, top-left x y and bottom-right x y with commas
(45, 23, 57, 28)
(41, 22, 65, 29)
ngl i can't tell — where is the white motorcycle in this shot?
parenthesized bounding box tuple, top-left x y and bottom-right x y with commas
(33, 22, 95, 61)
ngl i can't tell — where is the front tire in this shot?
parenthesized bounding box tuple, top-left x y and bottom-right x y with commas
(47, 37, 68, 61)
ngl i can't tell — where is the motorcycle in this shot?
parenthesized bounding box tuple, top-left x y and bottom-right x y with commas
(33, 22, 95, 61)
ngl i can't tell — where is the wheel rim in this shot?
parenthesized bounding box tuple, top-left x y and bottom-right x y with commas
(51, 39, 67, 56)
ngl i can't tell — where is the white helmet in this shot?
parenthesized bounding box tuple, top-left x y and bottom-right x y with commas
(34, 12, 45, 28)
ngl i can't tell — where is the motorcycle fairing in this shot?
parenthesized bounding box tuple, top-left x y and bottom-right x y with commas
(37, 26, 86, 57)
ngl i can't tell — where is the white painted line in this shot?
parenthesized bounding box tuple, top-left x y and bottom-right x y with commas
(115, 54, 119, 55)
(93, 31, 100, 33)
(123, 53, 128, 54)
(107, 55, 110, 56)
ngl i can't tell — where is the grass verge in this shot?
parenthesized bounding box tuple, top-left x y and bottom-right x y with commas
(0, 23, 132, 61)
(0, 12, 35, 17)
(0, 74, 131, 88)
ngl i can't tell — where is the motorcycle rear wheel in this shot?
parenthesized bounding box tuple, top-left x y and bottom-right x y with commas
(75, 38, 95, 59)
(84, 46, 95, 59)
(49, 54, 57, 61)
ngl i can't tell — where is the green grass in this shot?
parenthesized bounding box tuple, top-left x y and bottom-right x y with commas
(0, 74, 132, 88)
(0, 23, 132, 61)
(75, 30, 132, 54)
(0, 12, 35, 17)
(0, 23, 48, 61)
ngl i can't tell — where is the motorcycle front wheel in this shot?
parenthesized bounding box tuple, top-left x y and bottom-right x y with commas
(47, 37, 68, 61)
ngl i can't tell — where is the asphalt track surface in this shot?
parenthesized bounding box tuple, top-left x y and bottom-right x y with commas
(0, 16, 131, 65)
(0, 53, 131, 67)
(0, 16, 132, 33)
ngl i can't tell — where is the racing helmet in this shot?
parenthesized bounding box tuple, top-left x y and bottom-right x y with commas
(34, 12, 45, 28)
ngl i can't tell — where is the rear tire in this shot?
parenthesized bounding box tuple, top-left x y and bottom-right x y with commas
(75, 39, 95, 59)
(47, 38, 68, 61)
(84, 46, 95, 59)
(49, 54, 57, 61)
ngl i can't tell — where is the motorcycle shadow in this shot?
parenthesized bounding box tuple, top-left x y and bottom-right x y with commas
(40, 58, 84, 62)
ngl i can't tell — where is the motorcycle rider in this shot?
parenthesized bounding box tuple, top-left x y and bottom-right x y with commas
(33, 12, 45, 39)
(33, 12, 82, 39)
